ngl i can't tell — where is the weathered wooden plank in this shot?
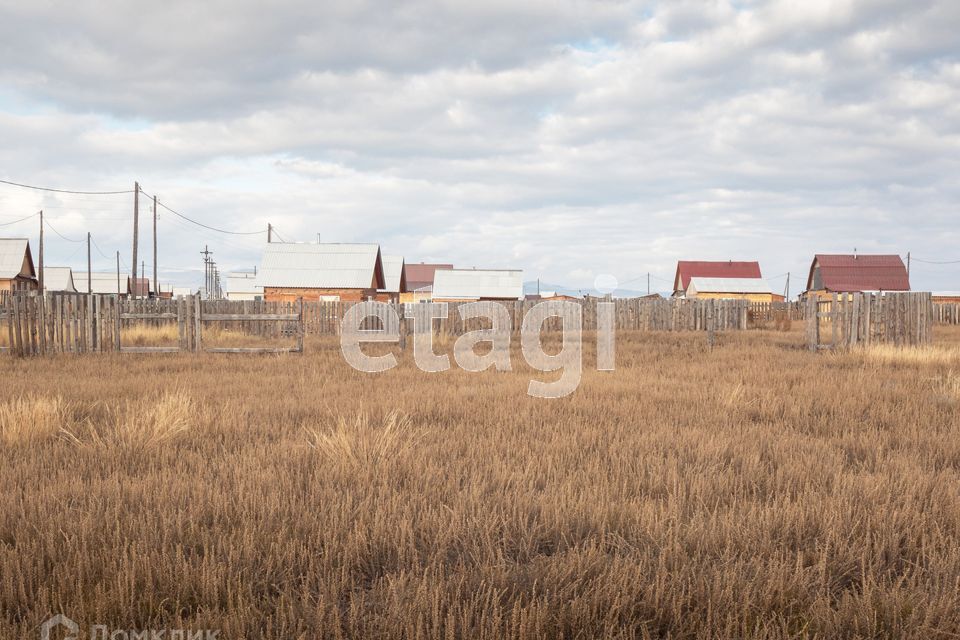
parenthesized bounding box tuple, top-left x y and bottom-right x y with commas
(205, 347, 299, 354)
(120, 312, 179, 320)
(201, 313, 300, 321)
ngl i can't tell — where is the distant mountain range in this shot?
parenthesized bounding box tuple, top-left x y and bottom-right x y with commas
(522, 280, 669, 299)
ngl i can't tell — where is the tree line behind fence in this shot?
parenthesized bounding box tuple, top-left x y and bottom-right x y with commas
(0, 292, 954, 356)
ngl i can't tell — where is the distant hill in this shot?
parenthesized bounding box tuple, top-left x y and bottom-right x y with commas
(523, 280, 668, 299)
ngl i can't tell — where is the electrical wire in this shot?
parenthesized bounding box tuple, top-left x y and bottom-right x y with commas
(138, 185, 266, 236)
(909, 257, 960, 265)
(0, 211, 40, 227)
(44, 219, 85, 243)
(0, 178, 134, 195)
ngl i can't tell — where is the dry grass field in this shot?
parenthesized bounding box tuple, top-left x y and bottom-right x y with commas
(2, 327, 960, 639)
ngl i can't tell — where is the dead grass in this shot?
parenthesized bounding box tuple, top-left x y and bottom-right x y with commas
(119, 323, 299, 349)
(121, 323, 181, 345)
(1, 326, 959, 638)
(863, 342, 960, 367)
(0, 396, 66, 445)
(59, 391, 195, 453)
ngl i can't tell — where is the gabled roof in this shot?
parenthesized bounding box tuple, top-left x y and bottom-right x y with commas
(128, 277, 151, 297)
(42, 267, 77, 292)
(807, 254, 909, 292)
(379, 255, 406, 294)
(257, 243, 385, 290)
(74, 272, 126, 295)
(433, 269, 523, 300)
(0, 238, 35, 280)
(405, 263, 453, 289)
(226, 272, 263, 294)
(673, 261, 762, 293)
(687, 277, 774, 295)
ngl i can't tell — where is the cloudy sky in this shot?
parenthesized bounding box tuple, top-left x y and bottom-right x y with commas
(0, 0, 958, 294)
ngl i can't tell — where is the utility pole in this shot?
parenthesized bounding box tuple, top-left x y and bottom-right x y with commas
(38, 210, 44, 292)
(116, 251, 121, 296)
(87, 232, 92, 294)
(647, 272, 650, 296)
(153, 195, 158, 301)
(537, 277, 540, 295)
(201, 245, 212, 299)
(785, 272, 790, 301)
(907, 251, 911, 284)
(132, 181, 139, 298)
(267, 224, 272, 243)
(141, 260, 146, 298)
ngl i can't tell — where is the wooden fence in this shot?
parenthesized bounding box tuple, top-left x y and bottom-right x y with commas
(934, 303, 960, 325)
(3, 294, 756, 356)
(806, 292, 934, 351)
(2, 294, 303, 356)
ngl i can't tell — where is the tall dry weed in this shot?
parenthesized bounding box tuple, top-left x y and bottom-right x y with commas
(61, 391, 195, 453)
(0, 396, 66, 445)
(305, 410, 420, 473)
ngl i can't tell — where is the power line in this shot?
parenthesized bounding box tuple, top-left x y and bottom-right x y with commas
(0, 178, 134, 195)
(44, 219, 85, 243)
(138, 185, 265, 236)
(909, 257, 960, 265)
(0, 211, 40, 227)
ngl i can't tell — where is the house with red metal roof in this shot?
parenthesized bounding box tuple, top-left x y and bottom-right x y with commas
(804, 254, 909, 298)
(400, 262, 453, 302)
(672, 261, 762, 297)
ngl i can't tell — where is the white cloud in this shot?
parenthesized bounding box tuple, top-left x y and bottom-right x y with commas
(0, 0, 957, 291)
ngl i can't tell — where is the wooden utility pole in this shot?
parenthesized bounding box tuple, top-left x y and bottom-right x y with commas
(87, 233, 92, 294)
(907, 251, 911, 285)
(38, 210, 44, 292)
(268, 223, 273, 243)
(116, 251, 122, 296)
(785, 273, 790, 301)
(201, 245, 212, 298)
(141, 260, 146, 298)
(647, 273, 650, 296)
(132, 182, 139, 298)
(153, 195, 158, 300)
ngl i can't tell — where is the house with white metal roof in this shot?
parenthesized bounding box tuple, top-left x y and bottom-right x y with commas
(73, 272, 127, 296)
(432, 268, 523, 301)
(257, 242, 385, 302)
(685, 277, 782, 302)
(42, 267, 77, 293)
(226, 271, 263, 301)
(0, 238, 37, 294)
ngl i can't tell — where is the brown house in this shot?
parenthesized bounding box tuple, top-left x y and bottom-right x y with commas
(257, 242, 385, 302)
(672, 260, 762, 297)
(0, 238, 38, 294)
(804, 254, 909, 298)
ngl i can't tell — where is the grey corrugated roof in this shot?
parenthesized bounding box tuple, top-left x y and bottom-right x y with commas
(379, 255, 405, 294)
(687, 277, 774, 295)
(257, 243, 383, 289)
(0, 238, 32, 279)
(42, 267, 77, 292)
(74, 272, 126, 295)
(432, 269, 523, 300)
